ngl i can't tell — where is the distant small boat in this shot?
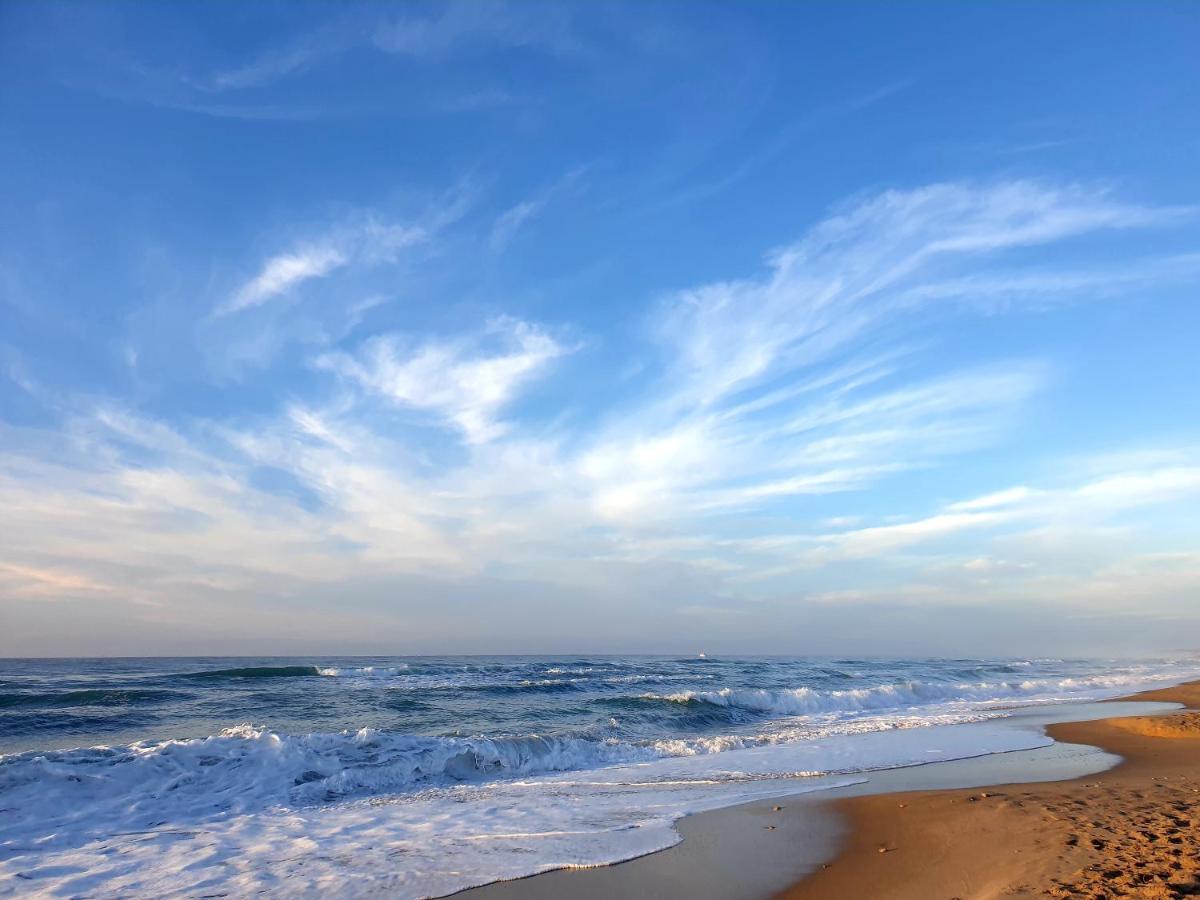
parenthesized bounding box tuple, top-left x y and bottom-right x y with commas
(697, 651, 707, 658)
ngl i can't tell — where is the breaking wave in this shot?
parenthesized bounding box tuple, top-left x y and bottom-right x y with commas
(315, 665, 410, 678)
(0, 725, 661, 839)
(641, 672, 1184, 717)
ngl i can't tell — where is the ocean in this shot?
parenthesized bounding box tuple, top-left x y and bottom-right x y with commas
(1, 655, 1197, 897)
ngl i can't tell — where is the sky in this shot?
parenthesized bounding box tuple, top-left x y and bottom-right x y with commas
(1, 1, 1198, 657)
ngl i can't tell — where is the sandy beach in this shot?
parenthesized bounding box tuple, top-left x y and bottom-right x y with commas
(783, 680, 1200, 899)
(463, 681, 1200, 900)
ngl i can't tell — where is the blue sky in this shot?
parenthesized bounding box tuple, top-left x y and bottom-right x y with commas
(2, 1, 1198, 656)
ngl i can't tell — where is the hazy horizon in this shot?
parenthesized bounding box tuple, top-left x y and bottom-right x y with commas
(2, 1, 1198, 658)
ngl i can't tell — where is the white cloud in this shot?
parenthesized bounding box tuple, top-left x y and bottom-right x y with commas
(947, 486, 1042, 511)
(318, 318, 570, 444)
(1073, 466, 1200, 508)
(222, 246, 347, 315)
(216, 217, 428, 316)
(820, 510, 1017, 559)
(753, 460, 1200, 568)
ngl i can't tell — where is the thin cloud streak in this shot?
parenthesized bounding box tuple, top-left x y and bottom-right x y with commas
(216, 215, 433, 316)
(489, 167, 589, 250)
(222, 246, 348, 315)
(201, 2, 585, 94)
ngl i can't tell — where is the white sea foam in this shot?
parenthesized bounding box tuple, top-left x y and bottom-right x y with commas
(316, 664, 409, 677)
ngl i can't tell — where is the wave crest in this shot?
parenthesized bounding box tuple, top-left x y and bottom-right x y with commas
(640, 672, 1175, 718)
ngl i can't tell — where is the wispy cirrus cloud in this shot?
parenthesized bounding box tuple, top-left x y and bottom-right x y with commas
(371, 2, 581, 62)
(222, 246, 348, 315)
(656, 181, 1181, 407)
(215, 215, 437, 316)
(201, 2, 584, 94)
(577, 361, 1046, 523)
(206, 20, 360, 91)
(489, 167, 588, 250)
(891, 251, 1200, 313)
(654, 80, 917, 211)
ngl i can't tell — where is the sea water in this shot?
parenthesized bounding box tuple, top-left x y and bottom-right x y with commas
(1, 655, 1196, 897)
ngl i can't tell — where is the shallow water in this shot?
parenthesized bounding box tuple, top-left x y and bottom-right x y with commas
(0, 655, 1196, 898)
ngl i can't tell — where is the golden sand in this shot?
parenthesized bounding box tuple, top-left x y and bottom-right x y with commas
(1110, 712, 1200, 739)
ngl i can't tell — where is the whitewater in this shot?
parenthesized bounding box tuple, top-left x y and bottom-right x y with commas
(1, 655, 1197, 898)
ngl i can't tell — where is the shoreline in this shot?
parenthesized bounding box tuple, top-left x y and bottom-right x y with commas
(459, 681, 1200, 900)
(781, 679, 1200, 899)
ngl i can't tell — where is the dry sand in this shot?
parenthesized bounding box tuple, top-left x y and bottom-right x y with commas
(781, 681, 1200, 900)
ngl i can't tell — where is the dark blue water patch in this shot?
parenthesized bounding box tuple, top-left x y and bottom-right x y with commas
(380, 696, 432, 712)
(813, 667, 852, 678)
(595, 695, 754, 729)
(0, 689, 188, 709)
(0, 710, 163, 736)
(452, 681, 587, 695)
(180, 666, 323, 679)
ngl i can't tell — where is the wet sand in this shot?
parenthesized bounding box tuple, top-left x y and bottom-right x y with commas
(459, 682, 1199, 900)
